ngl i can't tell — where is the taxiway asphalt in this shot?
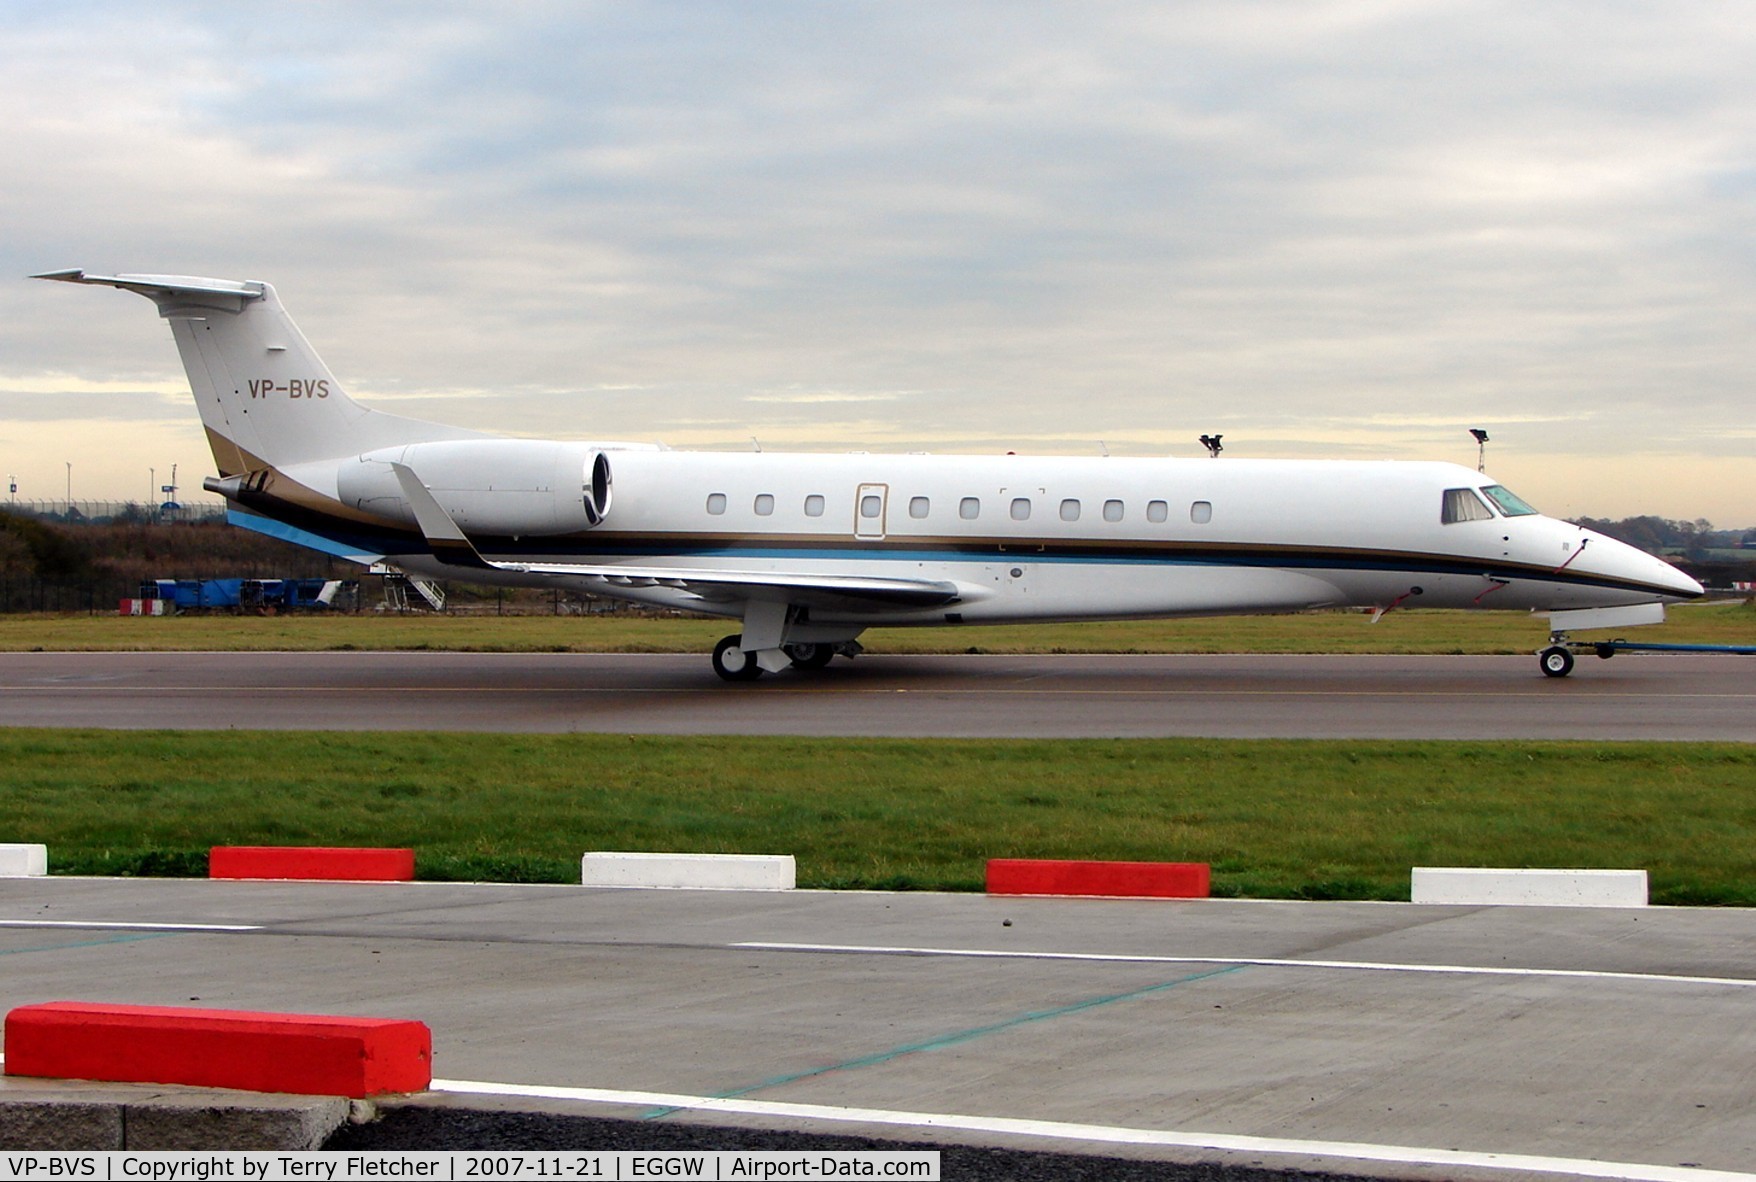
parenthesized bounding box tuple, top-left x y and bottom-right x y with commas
(1, 650, 1753, 739)
(3, 879, 1753, 1179)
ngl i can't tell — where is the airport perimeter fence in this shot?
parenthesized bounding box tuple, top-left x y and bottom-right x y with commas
(0, 575, 657, 616)
(5, 500, 227, 525)
(0, 577, 111, 615)
(0, 577, 360, 615)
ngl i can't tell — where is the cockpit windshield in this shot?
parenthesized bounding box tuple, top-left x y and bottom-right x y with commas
(1441, 488, 1494, 524)
(1481, 485, 1539, 517)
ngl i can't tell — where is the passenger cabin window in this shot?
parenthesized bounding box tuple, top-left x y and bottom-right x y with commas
(754, 494, 774, 516)
(1060, 499, 1080, 522)
(1103, 499, 1124, 523)
(860, 495, 882, 519)
(909, 496, 930, 519)
(1190, 500, 1212, 524)
(1441, 488, 1494, 524)
(1146, 500, 1168, 523)
(959, 497, 980, 520)
(1482, 485, 1539, 517)
(804, 494, 825, 517)
(706, 493, 727, 516)
(1010, 498, 1032, 521)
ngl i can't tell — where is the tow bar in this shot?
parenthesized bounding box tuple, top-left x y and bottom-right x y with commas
(1539, 637, 1756, 678)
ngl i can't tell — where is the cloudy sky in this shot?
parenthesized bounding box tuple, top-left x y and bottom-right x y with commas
(2, 2, 1751, 523)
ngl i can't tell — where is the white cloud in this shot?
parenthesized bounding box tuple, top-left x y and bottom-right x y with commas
(1, 1, 1751, 523)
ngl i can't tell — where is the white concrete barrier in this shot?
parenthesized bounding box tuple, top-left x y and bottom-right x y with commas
(581, 852, 796, 891)
(0, 844, 49, 877)
(1411, 867, 1648, 908)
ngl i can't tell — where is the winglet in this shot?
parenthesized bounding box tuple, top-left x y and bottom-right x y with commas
(390, 463, 491, 569)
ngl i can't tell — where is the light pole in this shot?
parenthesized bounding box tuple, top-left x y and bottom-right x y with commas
(1469, 429, 1489, 473)
(65, 461, 71, 509)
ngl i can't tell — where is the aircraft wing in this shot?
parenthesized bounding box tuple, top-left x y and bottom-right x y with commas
(387, 462, 963, 612)
(500, 561, 963, 611)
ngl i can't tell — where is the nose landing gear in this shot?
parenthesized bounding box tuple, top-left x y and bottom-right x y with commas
(1540, 632, 1756, 678)
(1539, 644, 1575, 678)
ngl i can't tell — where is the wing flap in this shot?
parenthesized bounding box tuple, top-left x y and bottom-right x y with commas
(512, 560, 964, 610)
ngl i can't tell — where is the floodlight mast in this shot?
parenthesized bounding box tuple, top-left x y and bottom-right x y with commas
(1199, 434, 1223, 459)
(1469, 428, 1489, 473)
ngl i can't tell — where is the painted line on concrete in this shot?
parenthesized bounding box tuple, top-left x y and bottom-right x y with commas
(429, 1078, 1754, 1182)
(735, 941, 1756, 990)
(0, 920, 263, 932)
(642, 964, 1243, 1119)
(0, 932, 176, 957)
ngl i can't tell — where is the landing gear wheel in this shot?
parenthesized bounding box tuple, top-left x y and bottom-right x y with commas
(784, 642, 836, 670)
(712, 635, 763, 682)
(1539, 645, 1575, 678)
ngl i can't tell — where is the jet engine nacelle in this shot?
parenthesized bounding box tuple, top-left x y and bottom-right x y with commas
(336, 440, 613, 536)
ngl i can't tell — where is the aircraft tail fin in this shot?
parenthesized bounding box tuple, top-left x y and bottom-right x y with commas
(33, 270, 481, 475)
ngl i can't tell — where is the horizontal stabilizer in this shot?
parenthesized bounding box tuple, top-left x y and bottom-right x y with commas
(33, 270, 264, 302)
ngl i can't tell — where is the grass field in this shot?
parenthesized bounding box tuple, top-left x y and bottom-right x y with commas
(1, 598, 1752, 653)
(5, 730, 1754, 905)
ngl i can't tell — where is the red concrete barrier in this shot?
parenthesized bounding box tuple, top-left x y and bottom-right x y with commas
(209, 846, 415, 881)
(3, 1002, 431, 1097)
(986, 858, 1210, 898)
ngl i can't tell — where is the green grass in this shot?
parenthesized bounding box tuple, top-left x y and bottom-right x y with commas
(2, 598, 1752, 653)
(6, 730, 1754, 905)
(5, 601, 1751, 903)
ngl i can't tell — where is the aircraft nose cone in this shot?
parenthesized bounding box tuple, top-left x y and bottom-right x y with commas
(1591, 531, 1703, 600)
(1659, 560, 1706, 600)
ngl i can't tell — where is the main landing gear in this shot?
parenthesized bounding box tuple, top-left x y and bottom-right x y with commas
(711, 635, 763, 682)
(711, 635, 856, 682)
(781, 641, 837, 670)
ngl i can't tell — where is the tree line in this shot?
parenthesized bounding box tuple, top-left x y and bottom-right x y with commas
(3, 507, 1751, 614)
(0, 510, 349, 612)
(1568, 516, 1754, 558)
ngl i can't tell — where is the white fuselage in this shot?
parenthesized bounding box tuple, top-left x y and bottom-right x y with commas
(354, 448, 1697, 626)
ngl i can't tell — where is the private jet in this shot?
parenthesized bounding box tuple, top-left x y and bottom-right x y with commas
(34, 270, 1704, 679)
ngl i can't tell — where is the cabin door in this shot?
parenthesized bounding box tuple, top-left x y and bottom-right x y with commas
(854, 482, 888, 541)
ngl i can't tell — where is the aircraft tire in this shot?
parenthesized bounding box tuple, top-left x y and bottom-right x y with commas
(1539, 645, 1575, 678)
(784, 642, 836, 670)
(712, 635, 763, 682)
